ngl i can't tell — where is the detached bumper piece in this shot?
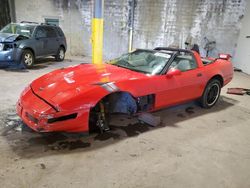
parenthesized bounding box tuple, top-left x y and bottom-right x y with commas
(227, 88, 250, 95)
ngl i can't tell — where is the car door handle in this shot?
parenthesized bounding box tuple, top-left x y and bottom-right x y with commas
(197, 73, 202, 77)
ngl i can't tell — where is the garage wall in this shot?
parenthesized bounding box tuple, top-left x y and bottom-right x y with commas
(14, 0, 86, 56)
(133, 0, 246, 57)
(0, 0, 11, 29)
(233, 1, 250, 74)
(14, 0, 246, 59)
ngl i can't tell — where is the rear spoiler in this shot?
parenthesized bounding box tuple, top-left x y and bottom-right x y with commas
(219, 54, 231, 61)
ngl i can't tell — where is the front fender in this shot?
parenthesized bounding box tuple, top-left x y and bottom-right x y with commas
(58, 85, 110, 112)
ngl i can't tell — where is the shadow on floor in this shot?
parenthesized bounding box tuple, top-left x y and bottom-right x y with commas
(2, 96, 238, 159)
(26, 57, 64, 70)
(1, 57, 71, 72)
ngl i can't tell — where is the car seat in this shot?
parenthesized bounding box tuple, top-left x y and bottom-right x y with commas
(176, 59, 191, 71)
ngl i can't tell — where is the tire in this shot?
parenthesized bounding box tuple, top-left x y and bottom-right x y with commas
(55, 46, 65, 62)
(21, 49, 34, 68)
(200, 79, 221, 108)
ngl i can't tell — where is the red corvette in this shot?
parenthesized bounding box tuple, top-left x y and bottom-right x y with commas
(16, 47, 233, 133)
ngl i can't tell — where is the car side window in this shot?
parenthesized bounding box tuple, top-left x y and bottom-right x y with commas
(44, 27, 57, 38)
(34, 27, 46, 38)
(169, 52, 197, 72)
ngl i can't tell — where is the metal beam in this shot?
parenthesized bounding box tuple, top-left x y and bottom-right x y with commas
(92, 0, 104, 64)
(128, 0, 135, 52)
(8, 0, 16, 22)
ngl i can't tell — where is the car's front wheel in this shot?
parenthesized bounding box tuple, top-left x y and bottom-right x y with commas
(200, 79, 221, 108)
(21, 49, 34, 68)
(55, 47, 65, 62)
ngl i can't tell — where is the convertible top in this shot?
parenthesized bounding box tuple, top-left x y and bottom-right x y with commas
(154, 47, 192, 53)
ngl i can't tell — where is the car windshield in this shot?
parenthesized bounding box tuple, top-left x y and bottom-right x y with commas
(108, 50, 172, 75)
(0, 23, 35, 37)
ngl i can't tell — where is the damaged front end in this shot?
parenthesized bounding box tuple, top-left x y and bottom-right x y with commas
(16, 85, 89, 133)
(0, 34, 29, 67)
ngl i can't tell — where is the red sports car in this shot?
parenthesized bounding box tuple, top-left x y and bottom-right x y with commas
(16, 47, 233, 133)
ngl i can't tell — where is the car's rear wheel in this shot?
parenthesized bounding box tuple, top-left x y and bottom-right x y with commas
(55, 47, 65, 62)
(200, 79, 221, 108)
(21, 49, 34, 68)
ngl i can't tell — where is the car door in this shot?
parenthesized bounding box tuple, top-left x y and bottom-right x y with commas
(154, 52, 205, 108)
(43, 26, 59, 55)
(33, 26, 48, 57)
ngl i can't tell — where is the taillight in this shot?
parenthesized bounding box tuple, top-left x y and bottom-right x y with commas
(219, 54, 231, 61)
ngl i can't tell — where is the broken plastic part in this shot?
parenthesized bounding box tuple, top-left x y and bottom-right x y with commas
(227, 88, 250, 95)
(138, 113, 161, 127)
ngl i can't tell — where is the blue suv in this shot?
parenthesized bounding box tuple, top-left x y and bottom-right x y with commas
(0, 21, 67, 68)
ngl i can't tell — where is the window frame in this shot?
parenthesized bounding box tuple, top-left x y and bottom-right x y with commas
(55, 27, 64, 37)
(164, 52, 198, 74)
(109, 49, 173, 75)
(43, 26, 57, 38)
(33, 26, 47, 38)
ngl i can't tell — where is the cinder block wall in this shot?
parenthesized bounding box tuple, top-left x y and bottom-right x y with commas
(14, 0, 246, 60)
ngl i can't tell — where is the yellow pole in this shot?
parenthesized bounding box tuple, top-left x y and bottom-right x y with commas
(128, 0, 135, 52)
(92, 0, 104, 65)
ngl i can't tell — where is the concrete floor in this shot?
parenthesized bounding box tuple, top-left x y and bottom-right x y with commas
(0, 57, 250, 188)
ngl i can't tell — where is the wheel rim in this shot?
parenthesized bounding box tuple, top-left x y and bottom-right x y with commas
(59, 49, 64, 59)
(24, 53, 33, 65)
(206, 83, 220, 106)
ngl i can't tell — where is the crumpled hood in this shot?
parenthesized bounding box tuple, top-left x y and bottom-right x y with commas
(31, 63, 147, 108)
(0, 32, 28, 42)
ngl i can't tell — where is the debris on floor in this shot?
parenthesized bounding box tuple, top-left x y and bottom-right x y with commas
(1, 124, 18, 136)
(48, 140, 91, 150)
(40, 163, 46, 169)
(137, 113, 161, 127)
(227, 88, 250, 95)
(1, 113, 22, 136)
(233, 67, 242, 72)
(185, 107, 195, 114)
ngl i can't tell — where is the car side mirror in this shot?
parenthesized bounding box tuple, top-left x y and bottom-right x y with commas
(166, 68, 181, 78)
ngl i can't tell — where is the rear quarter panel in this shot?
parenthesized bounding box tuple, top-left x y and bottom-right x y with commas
(192, 51, 233, 91)
(200, 59, 233, 87)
